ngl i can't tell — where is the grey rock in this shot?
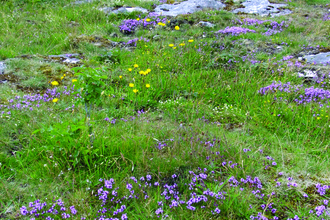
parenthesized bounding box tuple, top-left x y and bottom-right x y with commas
(198, 21, 215, 28)
(63, 58, 81, 64)
(297, 69, 318, 79)
(110, 33, 118, 38)
(154, 0, 225, 17)
(72, 0, 93, 5)
(100, 6, 148, 15)
(99, 7, 114, 14)
(304, 52, 330, 65)
(153, 35, 162, 40)
(48, 54, 81, 64)
(242, 39, 254, 45)
(48, 54, 80, 59)
(0, 61, 5, 74)
(5, 205, 14, 215)
(93, 42, 103, 47)
(233, 0, 292, 17)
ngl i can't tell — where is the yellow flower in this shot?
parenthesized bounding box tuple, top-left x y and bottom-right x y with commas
(133, 89, 138, 93)
(169, 44, 174, 47)
(173, 47, 176, 49)
(134, 64, 138, 68)
(146, 69, 151, 73)
(146, 84, 150, 88)
(52, 98, 58, 103)
(119, 75, 122, 79)
(175, 26, 180, 30)
(158, 22, 165, 26)
(139, 71, 145, 75)
(136, 18, 140, 21)
(61, 76, 64, 80)
(168, 20, 170, 23)
(179, 43, 185, 46)
(128, 68, 132, 72)
(129, 83, 134, 87)
(146, 18, 151, 22)
(72, 79, 77, 83)
(51, 81, 59, 86)
(63, 74, 66, 77)
(188, 39, 194, 43)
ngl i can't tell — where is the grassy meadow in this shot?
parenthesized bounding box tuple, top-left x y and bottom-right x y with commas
(1, 0, 330, 219)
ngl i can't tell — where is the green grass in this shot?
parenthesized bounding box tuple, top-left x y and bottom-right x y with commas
(1, 0, 330, 219)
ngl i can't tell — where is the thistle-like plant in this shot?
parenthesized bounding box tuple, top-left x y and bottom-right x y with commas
(72, 66, 108, 146)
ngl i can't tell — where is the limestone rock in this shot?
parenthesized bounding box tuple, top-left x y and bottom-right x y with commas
(197, 21, 215, 28)
(233, 0, 292, 17)
(154, 0, 225, 17)
(100, 6, 148, 15)
(0, 61, 5, 74)
(304, 52, 330, 65)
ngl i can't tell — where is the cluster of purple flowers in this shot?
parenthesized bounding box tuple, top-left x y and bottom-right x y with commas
(234, 18, 267, 26)
(258, 80, 330, 108)
(17, 139, 330, 220)
(0, 86, 78, 116)
(263, 21, 288, 36)
(19, 199, 77, 219)
(122, 37, 150, 47)
(215, 26, 256, 36)
(323, 12, 330, 21)
(119, 19, 141, 34)
(242, 50, 261, 65)
(104, 109, 146, 124)
(315, 183, 329, 196)
(119, 13, 167, 34)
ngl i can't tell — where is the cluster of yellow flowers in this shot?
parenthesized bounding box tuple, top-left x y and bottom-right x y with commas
(158, 22, 166, 26)
(139, 69, 151, 76)
(51, 81, 59, 86)
(168, 40, 193, 49)
(128, 64, 151, 93)
(60, 74, 66, 80)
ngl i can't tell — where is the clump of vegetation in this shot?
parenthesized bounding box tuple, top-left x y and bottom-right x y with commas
(1, 0, 330, 219)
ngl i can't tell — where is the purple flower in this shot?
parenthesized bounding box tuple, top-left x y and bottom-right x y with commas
(155, 208, 163, 215)
(121, 213, 128, 220)
(216, 26, 256, 36)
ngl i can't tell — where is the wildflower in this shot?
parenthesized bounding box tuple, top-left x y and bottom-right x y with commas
(51, 81, 59, 86)
(173, 47, 176, 49)
(134, 64, 139, 68)
(146, 18, 150, 22)
(169, 44, 174, 47)
(139, 71, 145, 75)
(136, 18, 140, 21)
(175, 26, 180, 30)
(72, 79, 77, 83)
(61, 76, 64, 80)
(168, 20, 170, 23)
(128, 68, 132, 72)
(158, 22, 165, 26)
(133, 89, 138, 93)
(146, 69, 151, 73)
(129, 83, 134, 87)
(119, 76, 122, 79)
(179, 43, 185, 46)
(53, 98, 59, 103)
(188, 39, 194, 43)
(146, 84, 150, 88)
